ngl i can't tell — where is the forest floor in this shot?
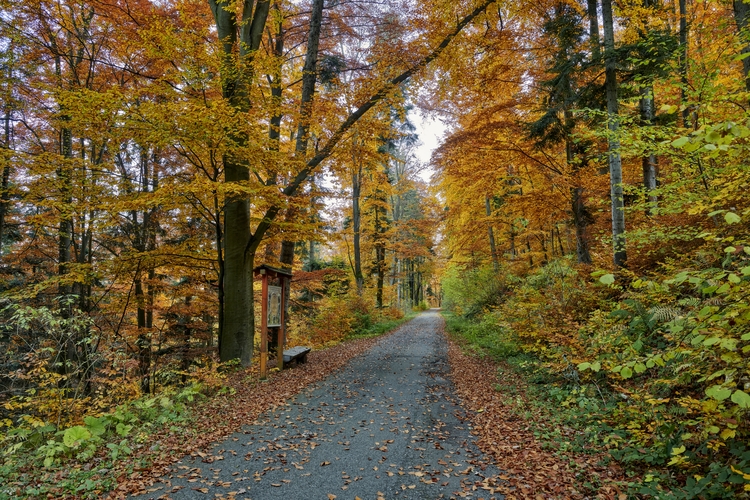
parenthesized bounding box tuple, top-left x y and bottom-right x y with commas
(110, 311, 628, 500)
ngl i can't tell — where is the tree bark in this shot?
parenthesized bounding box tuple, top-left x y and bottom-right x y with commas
(679, 0, 690, 127)
(209, 0, 270, 365)
(733, 0, 750, 91)
(485, 196, 499, 271)
(352, 158, 364, 294)
(374, 204, 385, 308)
(0, 102, 11, 250)
(602, 0, 626, 267)
(278, 0, 325, 274)
(586, 0, 600, 59)
(640, 85, 658, 214)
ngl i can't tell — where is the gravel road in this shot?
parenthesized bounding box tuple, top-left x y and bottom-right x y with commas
(136, 311, 501, 500)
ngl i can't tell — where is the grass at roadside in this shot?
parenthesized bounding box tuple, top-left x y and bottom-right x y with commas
(347, 312, 417, 339)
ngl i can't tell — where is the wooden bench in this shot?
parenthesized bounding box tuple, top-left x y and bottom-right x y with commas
(282, 346, 311, 367)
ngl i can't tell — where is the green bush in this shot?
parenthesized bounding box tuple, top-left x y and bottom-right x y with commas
(441, 264, 510, 318)
(443, 312, 521, 360)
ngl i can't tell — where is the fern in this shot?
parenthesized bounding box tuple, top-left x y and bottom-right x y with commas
(678, 297, 701, 308)
(649, 306, 680, 323)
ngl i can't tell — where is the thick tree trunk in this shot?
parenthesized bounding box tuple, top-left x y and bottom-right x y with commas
(208, 0, 270, 364)
(602, 0, 626, 267)
(220, 177, 253, 364)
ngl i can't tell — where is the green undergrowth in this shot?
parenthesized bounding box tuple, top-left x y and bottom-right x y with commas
(0, 384, 206, 499)
(444, 311, 630, 489)
(442, 232, 750, 497)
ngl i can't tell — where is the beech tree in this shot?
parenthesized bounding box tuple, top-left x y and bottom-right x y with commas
(207, 0, 499, 364)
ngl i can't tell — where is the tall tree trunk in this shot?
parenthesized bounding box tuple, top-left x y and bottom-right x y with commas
(485, 196, 499, 271)
(278, 0, 325, 274)
(640, 85, 658, 214)
(679, 0, 690, 127)
(733, 0, 750, 91)
(55, 44, 76, 383)
(209, 0, 270, 365)
(221, 171, 253, 365)
(566, 112, 592, 264)
(526, 237, 533, 267)
(374, 204, 385, 308)
(587, 0, 600, 59)
(352, 160, 364, 294)
(571, 186, 591, 264)
(602, 0, 627, 267)
(213, 187, 224, 353)
(0, 104, 10, 250)
(135, 149, 158, 394)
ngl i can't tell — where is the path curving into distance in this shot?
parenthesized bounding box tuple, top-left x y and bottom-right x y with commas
(135, 310, 502, 500)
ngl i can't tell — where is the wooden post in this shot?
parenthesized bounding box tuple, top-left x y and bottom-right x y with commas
(260, 269, 268, 379)
(278, 276, 286, 371)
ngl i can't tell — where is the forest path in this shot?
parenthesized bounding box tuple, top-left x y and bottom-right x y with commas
(135, 311, 502, 500)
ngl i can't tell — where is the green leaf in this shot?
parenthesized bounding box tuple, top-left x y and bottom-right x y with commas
(724, 212, 741, 224)
(577, 362, 591, 371)
(671, 136, 690, 148)
(83, 416, 106, 437)
(634, 363, 647, 374)
(703, 337, 721, 346)
(728, 273, 742, 284)
(731, 390, 750, 408)
(621, 366, 634, 379)
(720, 338, 738, 351)
(116, 423, 132, 437)
(741, 266, 750, 276)
(599, 273, 615, 285)
(590, 361, 601, 372)
(705, 385, 732, 401)
(63, 426, 91, 448)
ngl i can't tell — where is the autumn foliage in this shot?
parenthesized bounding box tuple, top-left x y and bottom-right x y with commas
(437, 0, 750, 496)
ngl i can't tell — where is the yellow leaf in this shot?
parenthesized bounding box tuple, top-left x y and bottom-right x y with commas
(720, 428, 736, 440)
